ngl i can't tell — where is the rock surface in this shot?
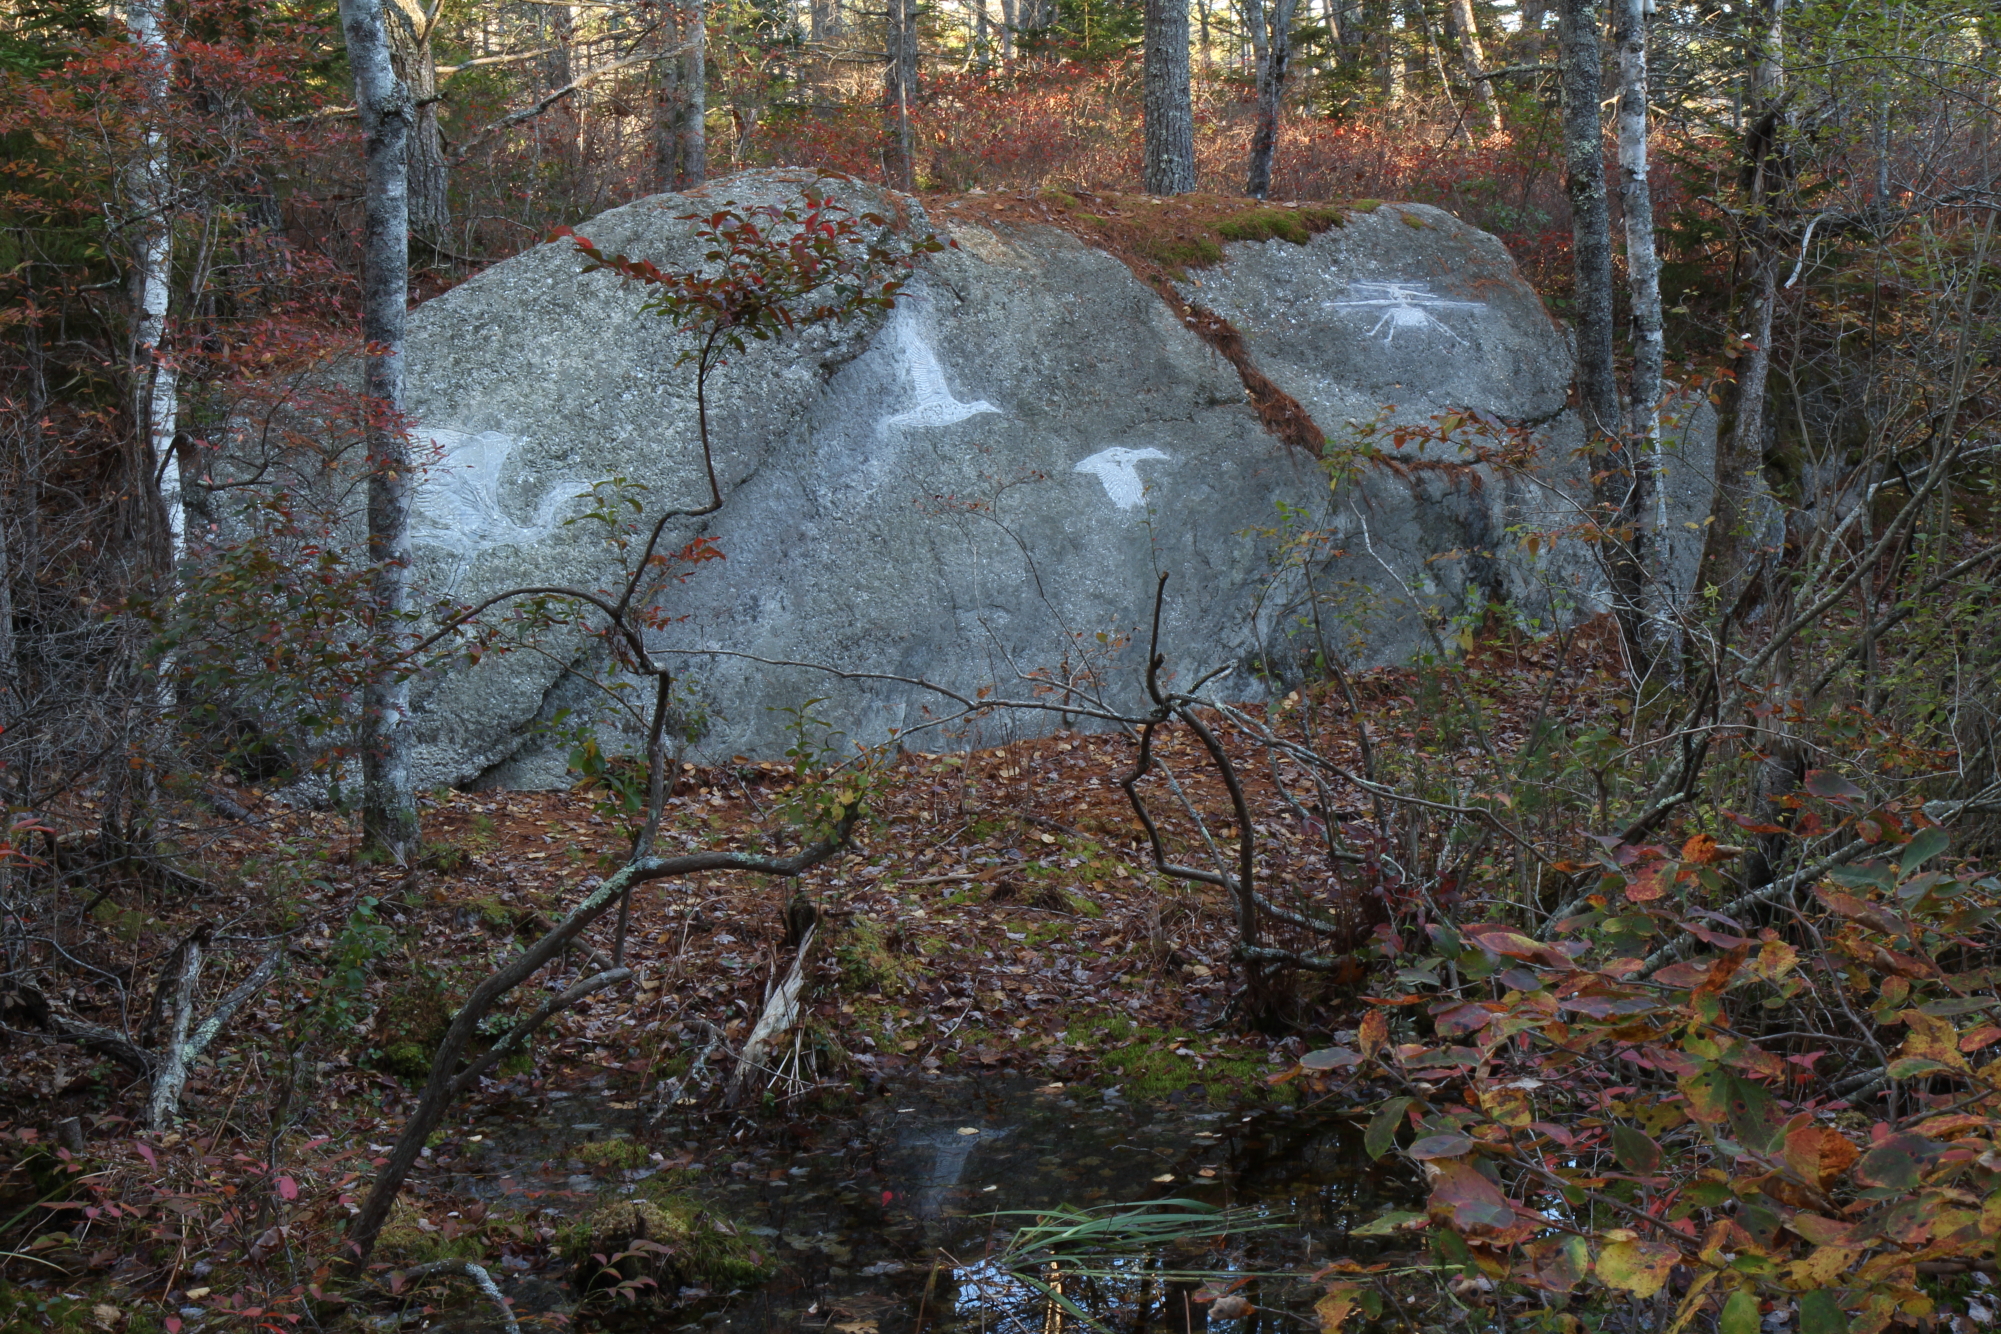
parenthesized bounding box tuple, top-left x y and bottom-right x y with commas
(393, 170, 1709, 786)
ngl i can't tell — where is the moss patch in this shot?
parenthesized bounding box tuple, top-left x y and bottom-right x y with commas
(373, 1199, 486, 1266)
(564, 1194, 772, 1299)
(832, 914, 914, 995)
(574, 1137, 650, 1172)
(1062, 1015, 1292, 1105)
(938, 189, 1346, 282)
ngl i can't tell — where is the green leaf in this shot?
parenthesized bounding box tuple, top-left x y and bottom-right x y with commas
(1799, 1289, 1849, 1334)
(1720, 1289, 1760, 1334)
(1365, 1097, 1413, 1161)
(1350, 1210, 1426, 1237)
(1409, 1133, 1476, 1159)
(1829, 863, 1896, 892)
(1901, 827, 1950, 873)
(1886, 1056, 1949, 1078)
(1611, 1124, 1663, 1175)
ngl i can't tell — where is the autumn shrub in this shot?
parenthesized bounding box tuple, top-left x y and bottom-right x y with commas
(1288, 788, 2001, 1334)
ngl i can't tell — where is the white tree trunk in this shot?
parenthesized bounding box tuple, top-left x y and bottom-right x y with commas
(1244, 0, 1298, 198)
(124, 0, 182, 561)
(1444, 0, 1501, 134)
(1615, 0, 1673, 670)
(339, 0, 419, 861)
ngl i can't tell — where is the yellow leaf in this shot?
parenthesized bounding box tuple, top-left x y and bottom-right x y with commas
(1899, 1009, 1970, 1072)
(1596, 1239, 1679, 1297)
(1748, 939, 1799, 982)
(1787, 1245, 1860, 1288)
(1359, 1008, 1389, 1061)
(1478, 1083, 1534, 1128)
(1668, 1269, 1720, 1334)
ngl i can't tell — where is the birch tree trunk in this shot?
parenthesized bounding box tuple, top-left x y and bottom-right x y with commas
(1144, 0, 1197, 194)
(124, 0, 181, 563)
(1443, 0, 1501, 134)
(884, 0, 918, 190)
(1245, 0, 1298, 198)
(339, 0, 419, 863)
(1614, 0, 1674, 669)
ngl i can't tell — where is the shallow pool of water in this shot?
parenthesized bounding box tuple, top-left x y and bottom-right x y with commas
(441, 1076, 1413, 1333)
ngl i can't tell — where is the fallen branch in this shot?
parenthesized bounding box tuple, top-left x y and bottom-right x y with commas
(150, 943, 285, 1128)
(387, 1259, 520, 1334)
(346, 815, 856, 1266)
(447, 967, 629, 1099)
(728, 923, 816, 1106)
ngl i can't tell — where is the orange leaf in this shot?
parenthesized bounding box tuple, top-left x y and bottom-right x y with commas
(1681, 833, 1727, 865)
(1625, 866, 1667, 902)
(1783, 1125, 1861, 1188)
(1358, 1008, 1389, 1061)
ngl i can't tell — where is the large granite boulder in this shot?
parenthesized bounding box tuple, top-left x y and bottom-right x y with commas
(394, 169, 1710, 787)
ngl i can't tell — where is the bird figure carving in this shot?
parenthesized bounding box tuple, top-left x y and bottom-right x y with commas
(1073, 446, 1169, 511)
(880, 303, 1000, 433)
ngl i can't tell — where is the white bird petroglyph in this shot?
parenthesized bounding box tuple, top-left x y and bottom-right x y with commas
(1073, 446, 1169, 511)
(880, 303, 1000, 433)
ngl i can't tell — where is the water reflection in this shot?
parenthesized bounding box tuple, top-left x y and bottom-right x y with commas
(451, 1075, 1416, 1332)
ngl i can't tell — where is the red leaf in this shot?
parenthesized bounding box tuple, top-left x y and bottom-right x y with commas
(134, 1141, 158, 1169)
(1726, 810, 1787, 835)
(277, 1176, 298, 1201)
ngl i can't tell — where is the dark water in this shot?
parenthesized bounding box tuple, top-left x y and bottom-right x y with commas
(442, 1077, 1413, 1333)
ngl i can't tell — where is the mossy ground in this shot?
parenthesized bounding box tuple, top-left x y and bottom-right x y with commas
(1061, 1014, 1295, 1104)
(562, 1190, 772, 1301)
(936, 188, 1349, 283)
(573, 1137, 650, 1172)
(372, 1198, 487, 1266)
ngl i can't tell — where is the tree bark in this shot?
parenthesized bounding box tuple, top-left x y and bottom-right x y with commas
(386, 0, 449, 237)
(1442, 0, 1501, 134)
(124, 0, 181, 563)
(1699, 0, 1787, 624)
(675, 0, 708, 187)
(339, 0, 419, 863)
(1244, 0, 1298, 198)
(1559, 0, 1617, 432)
(1366, 0, 1401, 103)
(1144, 0, 1196, 193)
(1560, 0, 1643, 659)
(1614, 0, 1672, 668)
(884, 0, 918, 190)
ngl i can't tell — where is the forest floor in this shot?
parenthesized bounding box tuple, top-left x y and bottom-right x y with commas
(0, 618, 1632, 1331)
